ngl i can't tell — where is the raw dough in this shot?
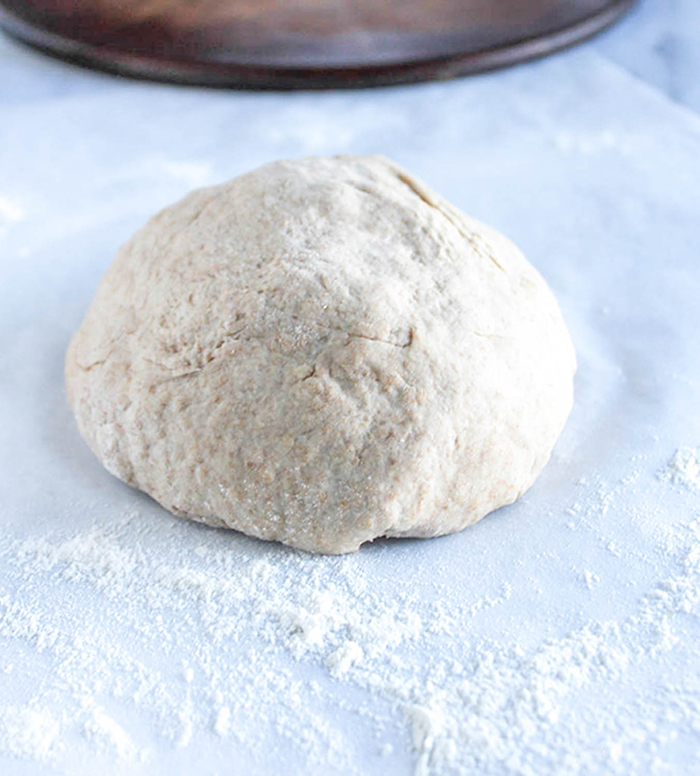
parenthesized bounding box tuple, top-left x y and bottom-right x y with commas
(65, 155, 575, 554)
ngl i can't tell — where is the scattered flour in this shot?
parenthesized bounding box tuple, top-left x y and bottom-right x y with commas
(326, 641, 364, 676)
(0, 707, 59, 761)
(659, 446, 700, 492)
(214, 706, 231, 737)
(582, 570, 600, 589)
(0, 450, 699, 774)
(84, 705, 141, 762)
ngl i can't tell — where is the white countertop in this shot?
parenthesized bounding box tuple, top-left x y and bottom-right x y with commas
(1, 2, 700, 774)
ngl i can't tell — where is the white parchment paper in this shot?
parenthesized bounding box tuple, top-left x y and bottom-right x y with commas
(1, 36, 699, 776)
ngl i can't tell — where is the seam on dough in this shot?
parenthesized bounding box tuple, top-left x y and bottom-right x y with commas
(391, 167, 507, 275)
(346, 329, 413, 349)
(393, 171, 441, 212)
(153, 370, 203, 386)
(76, 357, 109, 372)
(346, 181, 375, 197)
(473, 331, 507, 340)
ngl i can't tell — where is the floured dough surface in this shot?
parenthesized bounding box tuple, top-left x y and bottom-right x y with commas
(65, 155, 575, 554)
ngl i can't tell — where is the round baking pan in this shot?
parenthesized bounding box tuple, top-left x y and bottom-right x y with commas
(0, 0, 636, 89)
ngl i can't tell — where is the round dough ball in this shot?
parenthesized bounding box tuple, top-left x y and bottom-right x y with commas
(66, 155, 575, 554)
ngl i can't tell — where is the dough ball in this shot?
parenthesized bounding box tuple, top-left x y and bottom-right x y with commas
(65, 155, 575, 554)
